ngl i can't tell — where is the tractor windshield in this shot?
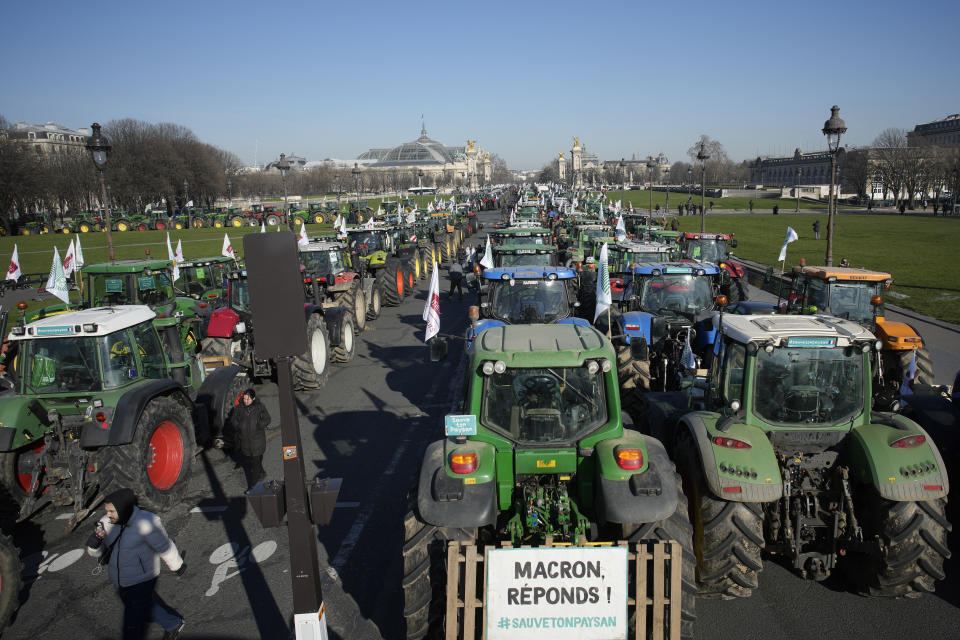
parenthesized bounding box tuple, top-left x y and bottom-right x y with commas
(681, 239, 727, 264)
(300, 250, 342, 276)
(497, 252, 555, 268)
(489, 279, 571, 324)
(177, 265, 215, 297)
(827, 282, 879, 323)
(21, 336, 100, 393)
(753, 345, 863, 424)
(612, 251, 672, 272)
(481, 366, 608, 443)
(638, 274, 714, 313)
(228, 278, 251, 313)
(349, 233, 381, 253)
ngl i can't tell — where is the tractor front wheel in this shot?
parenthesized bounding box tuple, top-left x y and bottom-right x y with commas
(402, 507, 477, 640)
(366, 285, 382, 321)
(335, 281, 367, 333)
(331, 314, 356, 364)
(265, 214, 281, 227)
(676, 430, 764, 599)
(292, 313, 331, 391)
(378, 259, 405, 306)
(99, 396, 195, 513)
(616, 344, 652, 415)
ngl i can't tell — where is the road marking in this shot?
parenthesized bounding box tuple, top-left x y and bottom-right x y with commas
(55, 513, 73, 520)
(190, 505, 230, 514)
(205, 540, 278, 596)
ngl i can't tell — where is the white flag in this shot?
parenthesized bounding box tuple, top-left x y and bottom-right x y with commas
(62, 239, 77, 277)
(594, 243, 612, 322)
(778, 226, 799, 262)
(185, 200, 194, 208)
(615, 214, 626, 241)
(899, 349, 917, 400)
(480, 235, 494, 269)
(74, 235, 85, 268)
(260, 222, 266, 233)
(222, 233, 235, 259)
(175, 239, 184, 263)
(6, 245, 21, 281)
(681, 330, 697, 370)
(166, 232, 176, 262)
(45, 247, 71, 305)
(423, 264, 441, 342)
(298, 220, 309, 248)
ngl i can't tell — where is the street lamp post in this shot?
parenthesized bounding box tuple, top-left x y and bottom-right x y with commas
(183, 178, 191, 229)
(618, 159, 625, 196)
(646, 156, 656, 214)
(795, 168, 801, 213)
(418, 169, 424, 197)
(822, 105, 847, 267)
(352, 164, 362, 219)
(952, 168, 958, 215)
(664, 168, 671, 215)
(687, 168, 692, 203)
(335, 173, 342, 208)
(697, 141, 710, 232)
(85, 123, 115, 260)
(227, 179, 232, 205)
(277, 153, 291, 228)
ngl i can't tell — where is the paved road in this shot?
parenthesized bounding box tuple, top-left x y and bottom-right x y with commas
(3, 211, 958, 640)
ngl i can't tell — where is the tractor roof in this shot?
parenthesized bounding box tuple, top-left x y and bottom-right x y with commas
(11, 305, 156, 340)
(493, 243, 556, 253)
(178, 256, 233, 268)
(301, 240, 346, 252)
(792, 265, 892, 282)
(719, 314, 875, 347)
(631, 262, 722, 275)
(611, 241, 672, 252)
(682, 232, 733, 240)
(493, 226, 550, 234)
(483, 266, 575, 281)
(474, 324, 613, 367)
(85, 259, 172, 273)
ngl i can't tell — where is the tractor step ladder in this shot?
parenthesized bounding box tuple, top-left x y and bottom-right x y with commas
(444, 536, 683, 640)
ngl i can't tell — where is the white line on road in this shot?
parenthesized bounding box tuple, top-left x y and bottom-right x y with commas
(190, 506, 230, 513)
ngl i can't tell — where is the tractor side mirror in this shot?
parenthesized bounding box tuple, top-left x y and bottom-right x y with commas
(763, 267, 773, 284)
(629, 337, 648, 361)
(429, 337, 449, 362)
(730, 238, 738, 248)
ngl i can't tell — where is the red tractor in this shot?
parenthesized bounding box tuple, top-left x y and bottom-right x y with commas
(677, 232, 748, 302)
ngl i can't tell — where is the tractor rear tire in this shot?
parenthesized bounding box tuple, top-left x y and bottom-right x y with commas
(846, 495, 950, 598)
(331, 314, 356, 364)
(405, 264, 416, 292)
(439, 239, 450, 264)
(0, 531, 22, 632)
(230, 216, 244, 227)
(265, 214, 281, 227)
(900, 347, 934, 385)
(313, 213, 325, 224)
(677, 430, 764, 599)
(402, 507, 477, 640)
(116, 219, 131, 232)
(335, 281, 367, 333)
(617, 344, 652, 414)
(378, 259, 405, 306)
(726, 279, 747, 304)
(292, 313, 331, 391)
(621, 468, 697, 639)
(366, 285, 382, 321)
(98, 396, 195, 513)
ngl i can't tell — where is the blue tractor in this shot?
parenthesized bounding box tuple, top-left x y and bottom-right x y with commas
(465, 266, 589, 347)
(609, 263, 724, 412)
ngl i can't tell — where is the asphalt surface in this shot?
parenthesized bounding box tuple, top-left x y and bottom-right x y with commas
(2, 210, 959, 640)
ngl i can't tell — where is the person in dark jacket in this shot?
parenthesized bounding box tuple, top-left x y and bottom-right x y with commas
(227, 388, 271, 491)
(86, 488, 186, 640)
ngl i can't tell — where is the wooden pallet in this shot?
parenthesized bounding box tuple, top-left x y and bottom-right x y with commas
(444, 537, 683, 640)
(200, 355, 231, 374)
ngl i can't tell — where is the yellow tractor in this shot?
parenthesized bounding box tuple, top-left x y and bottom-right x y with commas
(786, 265, 933, 408)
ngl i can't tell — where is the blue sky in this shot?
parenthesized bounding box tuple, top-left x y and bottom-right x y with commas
(2, 0, 957, 169)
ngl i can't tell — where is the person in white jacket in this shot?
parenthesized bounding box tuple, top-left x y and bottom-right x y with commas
(86, 488, 186, 640)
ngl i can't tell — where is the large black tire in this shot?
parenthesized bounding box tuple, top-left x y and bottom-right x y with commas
(846, 495, 950, 597)
(215, 371, 250, 448)
(331, 314, 356, 364)
(620, 469, 697, 639)
(98, 396, 195, 513)
(402, 507, 476, 640)
(900, 347, 934, 385)
(366, 285, 382, 321)
(292, 313, 331, 391)
(334, 281, 367, 333)
(439, 239, 450, 263)
(378, 259, 405, 306)
(616, 344, 652, 414)
(0, 531, 21, 632)
(676, 431, 765, 599)
(405, 263, 417, 294)
(726, 278, 747, 304)
(0, 444, 43, 508)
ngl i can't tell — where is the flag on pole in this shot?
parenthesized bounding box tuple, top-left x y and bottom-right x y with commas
(6, 245, 21, 281)
(185, 200, 194, 208)
(74, 235, 84, 268)
(175, 239, 184, 263)
(222, 233, 235, 259)
(166, 232, 176, 262)
(594, 243, 612, 322)
(62, 239, 77, 277)
(46, 247, 71, 305)
(423, 264, 441, 342)
(337, 216, 348, 240)
(480, 235, 494, 269)
(899, 349, 917, 401)
(260, 222, 266, 233)
(615, 214, 626, 241)
(778, 227, 799, 262)
(298, 220, 309, 248)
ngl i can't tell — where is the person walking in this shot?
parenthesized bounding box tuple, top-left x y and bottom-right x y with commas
(773, 205, 779, 215)
(86, 488, 186, 640)
(709, 200, 714, 211)
(227, 388, 271, 492)
(749, 199, 754, 213)
(448, 260, 464, 300)
(813, 219, 821, 240)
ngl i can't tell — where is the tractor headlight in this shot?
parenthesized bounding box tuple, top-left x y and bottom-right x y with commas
(601, 358, 612, 372)
(587, 360, 600, 375)
(482, 361, 495, 375)
(493, 360, 507, 374)
(875, 340, 883, 351)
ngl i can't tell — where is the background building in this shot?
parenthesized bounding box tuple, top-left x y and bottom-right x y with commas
(6, 122, 90, 156)
(749, 148, 837, 187)
(907, 113, 960, 147)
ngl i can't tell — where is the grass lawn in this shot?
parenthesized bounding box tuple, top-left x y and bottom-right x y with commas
(672, 213, 960, 324)
(602, 190, 825, 212)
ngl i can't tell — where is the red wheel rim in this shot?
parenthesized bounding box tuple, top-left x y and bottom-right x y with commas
(156, 222, 166, 230)
(396, 270, 403, 297)
(16, 442, 46, 495)
(147, 421, 184, 490)
(408, 272, 414, 288)
(138, 224, 147, 231)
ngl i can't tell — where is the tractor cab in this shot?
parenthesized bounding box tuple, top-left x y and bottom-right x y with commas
(492, 243, 557, 268)
(85, 260, 177, 309)
(787, 265, 890, 324)
(174, 256, 233, 303)
(490, 227, 551, 246)
(678, 232, 737, 265)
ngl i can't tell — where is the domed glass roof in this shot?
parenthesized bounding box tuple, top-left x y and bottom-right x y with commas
(374, 125, 454, 166)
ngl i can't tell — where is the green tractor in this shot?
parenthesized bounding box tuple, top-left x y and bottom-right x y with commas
(405, 324, 696, 638)
(0, 306, 245, 525)
(640, 313, 950, 597)
(346, 228, 412, 307)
